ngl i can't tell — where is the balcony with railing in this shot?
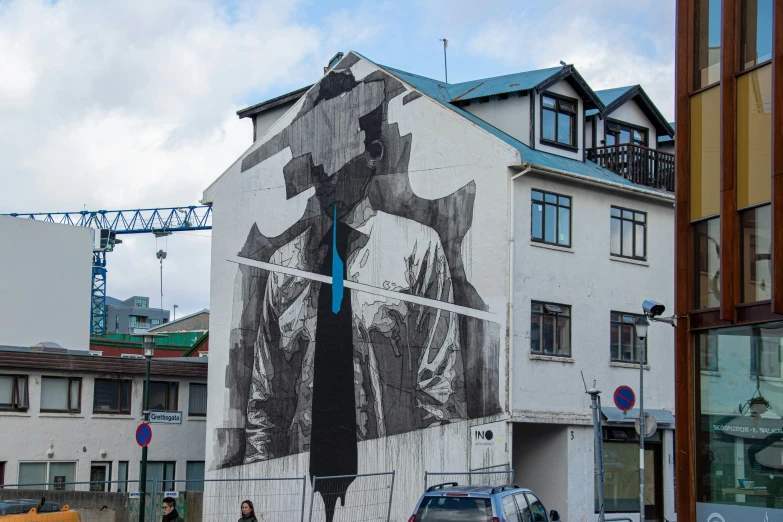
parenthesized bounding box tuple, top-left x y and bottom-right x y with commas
(586, 144, 675, 192)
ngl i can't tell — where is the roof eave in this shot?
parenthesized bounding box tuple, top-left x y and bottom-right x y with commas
(601, 86, 674, 137)
(517, 161, 675, 203)
(236, 85, 312, 120)
(534, 66, 605, 111)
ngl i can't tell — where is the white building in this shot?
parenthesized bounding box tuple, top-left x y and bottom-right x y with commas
(203, 51, 675, 522)
(0, 345, 208, 491)
(0, 216, 93, 350)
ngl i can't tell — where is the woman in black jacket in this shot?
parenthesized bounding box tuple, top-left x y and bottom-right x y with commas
(239, 500, 259, 522)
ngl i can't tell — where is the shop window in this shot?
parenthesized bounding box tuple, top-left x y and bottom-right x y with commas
(18, 462, 76, 490)
(694, 217, 721, 309)
(696, 323, 783, 510)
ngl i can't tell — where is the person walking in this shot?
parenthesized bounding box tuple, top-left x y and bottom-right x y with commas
(161, 497, 184, 522)
(239, 500, 259, 522)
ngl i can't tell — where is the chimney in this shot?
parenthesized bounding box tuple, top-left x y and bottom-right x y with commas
(324, 52, 345, 74)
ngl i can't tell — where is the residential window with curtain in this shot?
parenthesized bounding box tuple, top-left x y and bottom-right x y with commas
(694, 0, 723, 89)
(148, 382, 178, 411)
(189, 383, 207, 416)
(740, 0, 773, 70)
(0, 375, 28, 412)
(93, 379, 131, 414)
(531, 189, 571, 247)
(530, 301, 571, 357)
(541, 93, 577, 148)
(40, 377, 81, 413)
(610, 312, 647, 364)
(610, 206, 647, 260)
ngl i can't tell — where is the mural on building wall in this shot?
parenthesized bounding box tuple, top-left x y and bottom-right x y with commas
(217, 54, 501, 520)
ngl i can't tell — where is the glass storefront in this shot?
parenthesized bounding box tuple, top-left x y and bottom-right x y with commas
(697, 322, 783, 512)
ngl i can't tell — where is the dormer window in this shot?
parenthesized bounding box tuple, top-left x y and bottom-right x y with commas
(605, 120, 647, 147)
(541, 92, 578, 149)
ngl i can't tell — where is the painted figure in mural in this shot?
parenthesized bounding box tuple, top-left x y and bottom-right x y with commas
(225, 54, 500, 521)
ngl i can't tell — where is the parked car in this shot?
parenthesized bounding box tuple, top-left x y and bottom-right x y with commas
(0, 498, 81, 521)
(408, 483, 561, 522)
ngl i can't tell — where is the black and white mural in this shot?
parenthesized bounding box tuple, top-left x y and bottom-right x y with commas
(213, 54, 502, 521)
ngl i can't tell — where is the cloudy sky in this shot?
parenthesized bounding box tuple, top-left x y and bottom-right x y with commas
(0, 0, 675, 321)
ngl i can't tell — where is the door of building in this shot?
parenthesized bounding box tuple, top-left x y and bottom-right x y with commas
(644, 443, 664, 521)
(89, 462, 112, 492)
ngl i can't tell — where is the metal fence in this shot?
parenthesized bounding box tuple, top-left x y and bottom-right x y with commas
(198, 477, 307, 522)
(308, 472, 395, 522)
(424, 469, 515, 490)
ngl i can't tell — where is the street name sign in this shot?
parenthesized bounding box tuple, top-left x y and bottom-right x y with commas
(149, 410, 183, 425)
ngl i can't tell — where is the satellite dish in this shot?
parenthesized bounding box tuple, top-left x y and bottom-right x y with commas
(635, 413, 657, 437)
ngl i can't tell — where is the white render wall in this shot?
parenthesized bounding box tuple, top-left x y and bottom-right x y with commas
(510, 171, 675, 415)
(463, 94, 530, 146)
(0, 217, 92, 350)
(0, 369, 207, 486)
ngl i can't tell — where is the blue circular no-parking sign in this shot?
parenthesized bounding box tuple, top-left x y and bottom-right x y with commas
(613, 386, 636, 411)
(136, 423, 152, 447)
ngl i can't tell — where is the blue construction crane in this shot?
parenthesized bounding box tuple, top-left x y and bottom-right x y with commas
(3, 206, 212, 335)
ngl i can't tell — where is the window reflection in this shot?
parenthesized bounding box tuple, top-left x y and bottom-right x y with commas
(741, 205, 772, 303)
(694, 0, 723, 89)
(697, 323, 783, 511)
(740, 0, 773, 70)
(694, 217, 721, 309)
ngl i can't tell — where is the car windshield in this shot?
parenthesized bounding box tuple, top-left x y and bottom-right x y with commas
(414, 496, 493, 522)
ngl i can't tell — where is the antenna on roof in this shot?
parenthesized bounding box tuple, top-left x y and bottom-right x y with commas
(439, 38, 449, 83)
(559, 60, 567, 66)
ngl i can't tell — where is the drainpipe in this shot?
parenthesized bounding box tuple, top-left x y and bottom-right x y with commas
(507, 166, 532, 419)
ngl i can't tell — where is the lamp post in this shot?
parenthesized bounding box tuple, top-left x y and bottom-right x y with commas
(173, 304, 178, 322)
(139, 333, 160, 522)
(635, 316, 649, 522)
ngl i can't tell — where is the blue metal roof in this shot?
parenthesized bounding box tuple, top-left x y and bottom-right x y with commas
(658, 121, 675, 143)
(381, 65, 565, 103)
(585, 85, 637, 116)
(447, 67, 564, 101)
(385, 70, 642, 189)
(359, 53, 667, 195)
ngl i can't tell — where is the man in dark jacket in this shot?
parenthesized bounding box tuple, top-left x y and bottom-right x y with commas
(161, 497, 184, 522)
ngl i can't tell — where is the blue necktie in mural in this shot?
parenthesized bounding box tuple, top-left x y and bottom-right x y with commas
(332, 205, 344, 313)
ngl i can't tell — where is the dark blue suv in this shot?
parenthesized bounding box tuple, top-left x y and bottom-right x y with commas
(408, 483, 562, 522)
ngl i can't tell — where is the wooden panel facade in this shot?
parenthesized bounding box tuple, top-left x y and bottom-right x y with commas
(674, 0, 695, 518)
(773, 0, 783, 314)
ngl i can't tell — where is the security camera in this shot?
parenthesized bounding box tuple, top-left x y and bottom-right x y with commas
(642, 300, 666, 318)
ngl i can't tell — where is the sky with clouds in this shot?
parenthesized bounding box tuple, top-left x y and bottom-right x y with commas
(0, 0, 675, 322)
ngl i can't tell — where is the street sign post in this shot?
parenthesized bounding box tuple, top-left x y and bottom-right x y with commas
(613, 386, 635, 411)
(136, 423, 152, 447)
(149, 411, 182, 425)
